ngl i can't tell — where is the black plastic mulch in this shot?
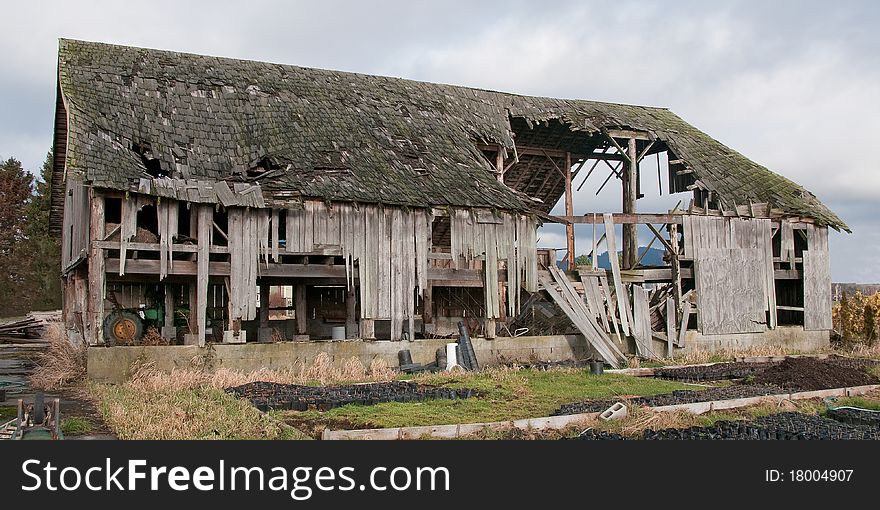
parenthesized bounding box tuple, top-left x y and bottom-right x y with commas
(653, 361, 778, 382)
(654, 356, 878, 385)
(572, 412, 880, 440)
(227, 380, 477, 412)
(826, 407, 880, 428)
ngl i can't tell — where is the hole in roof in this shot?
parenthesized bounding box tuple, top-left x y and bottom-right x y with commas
(248, 156, 282, 176)
(132, 141, 168, 178)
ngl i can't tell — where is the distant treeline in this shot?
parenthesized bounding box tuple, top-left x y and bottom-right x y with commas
(833, 283, 880, 302)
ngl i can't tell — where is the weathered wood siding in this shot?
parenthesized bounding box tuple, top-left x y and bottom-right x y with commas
(803, 225, 832, 330)
(695, 248, 766, 333)
(450, 209, 537, 319)
(61, 178, 89, 271)
(684, 215, 775, 334)
(156, 199, 179, 280)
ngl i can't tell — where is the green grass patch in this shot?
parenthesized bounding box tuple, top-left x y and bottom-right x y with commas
(830, 396, 880, 411)
(61, 417, 93, 436)
(0, 406, 17, 422)
(286, 369, 691, 431)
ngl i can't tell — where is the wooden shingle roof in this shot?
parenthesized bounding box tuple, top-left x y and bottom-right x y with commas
(52, 39, 846, 233)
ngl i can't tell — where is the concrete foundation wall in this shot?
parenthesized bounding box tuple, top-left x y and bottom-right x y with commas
(677, 326, 830, 354)
(88, 326, 831, 384)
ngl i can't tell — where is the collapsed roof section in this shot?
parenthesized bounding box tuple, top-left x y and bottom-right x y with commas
(51, 38, 847, 235)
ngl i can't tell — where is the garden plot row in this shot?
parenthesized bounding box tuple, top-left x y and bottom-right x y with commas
(654, 356, 878, 385)
(557, 358, 880, 416)
(227, 381, 476, 412)
(653, 361, 778, 382)
(575, 412, 880, 440)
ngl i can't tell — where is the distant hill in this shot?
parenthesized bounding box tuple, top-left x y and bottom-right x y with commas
(597, 247, 666, 269)
(563, 246, 667, 270)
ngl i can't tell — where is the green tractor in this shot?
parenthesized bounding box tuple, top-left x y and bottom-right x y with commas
(102, 288, 190, 345)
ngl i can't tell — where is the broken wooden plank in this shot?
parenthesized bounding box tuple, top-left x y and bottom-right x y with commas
(543, 267, 624, 367)
(631, 285, 658, 358)
(603, 213, 630, 337)
(676, 300, 691, 347)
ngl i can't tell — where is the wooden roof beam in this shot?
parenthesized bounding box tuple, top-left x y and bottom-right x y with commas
(605, 128, 653, 141)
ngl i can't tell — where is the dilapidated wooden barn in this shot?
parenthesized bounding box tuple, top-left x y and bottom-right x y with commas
(51, 40, 846, 369)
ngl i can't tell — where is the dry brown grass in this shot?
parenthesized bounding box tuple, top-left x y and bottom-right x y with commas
(840, 342, 880, 360)
(662, 345, 795, 366)
(110, 352, 396, 394)
(89, 352, 397, 440)
(29, 323, 87, 390)
(590, 397, 828, 438)
(90, 380, 304, 440)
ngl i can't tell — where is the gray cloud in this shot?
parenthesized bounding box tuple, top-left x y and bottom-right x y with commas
(0, 0, 877, 281)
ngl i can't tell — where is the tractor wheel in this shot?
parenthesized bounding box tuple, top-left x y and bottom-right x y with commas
(103, 310, 144, 346)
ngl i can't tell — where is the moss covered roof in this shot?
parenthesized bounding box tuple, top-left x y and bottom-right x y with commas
(54, 39, 846, 230)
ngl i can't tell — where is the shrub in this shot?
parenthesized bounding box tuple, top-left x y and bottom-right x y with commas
(833, 291, 880, 344)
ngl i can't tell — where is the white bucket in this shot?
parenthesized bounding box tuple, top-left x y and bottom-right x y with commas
(331, 326, 346, 340)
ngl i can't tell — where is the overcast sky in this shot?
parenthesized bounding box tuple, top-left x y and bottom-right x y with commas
(0, 1, 877, 282)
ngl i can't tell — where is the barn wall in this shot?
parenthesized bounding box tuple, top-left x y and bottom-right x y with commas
(684, 215, 777, 334)
(71, 190, 539, 344)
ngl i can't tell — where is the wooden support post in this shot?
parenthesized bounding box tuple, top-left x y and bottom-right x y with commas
(187, 284, 198, 344)
(195, 205, 211, 347)
(485, 318, 496, 339)
(591, 213, 598, 269)
(259, 284, 270, 327)
(665, 296, 675, 358)
(86, 191, 105, 345)
(258, 283, 271, 342)
(360, 319, 375, 340)
(294, 284, 308, 336)
(495, 145, 505, 183)
(422, 282, 433, 334)
(564, 151, 575, 270)
(189, 205, 198, 239)
(162, 283, 176, 340)
(164, 286, 175, 329)
(622, 138, 639, 269)
(345, 284, 357, 339)
(669, 222, 682, 320)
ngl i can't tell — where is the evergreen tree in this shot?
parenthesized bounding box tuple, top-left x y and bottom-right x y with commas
(23, 150, 62, 311)
(0, 157, 35, 315)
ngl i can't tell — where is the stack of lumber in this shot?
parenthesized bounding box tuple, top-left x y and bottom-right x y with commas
(0, 311, 61, 343)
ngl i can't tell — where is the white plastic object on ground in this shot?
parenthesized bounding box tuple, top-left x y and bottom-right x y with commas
(445, 343, 460, 371)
